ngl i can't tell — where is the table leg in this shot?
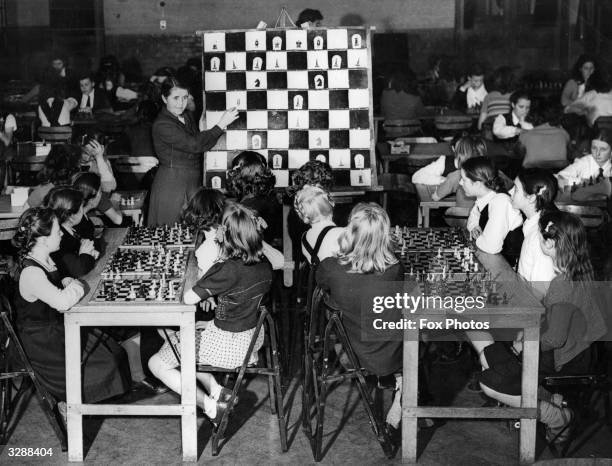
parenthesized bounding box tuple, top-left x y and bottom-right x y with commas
(65, 317, 83, 462)
(282, 204, 293, 287)
(402, 332, 419, 462)
(423, 206, 430, 228)
(519, 326, 540, 465)
(179, 312, 197, 462)
(417, 204, 424, 228)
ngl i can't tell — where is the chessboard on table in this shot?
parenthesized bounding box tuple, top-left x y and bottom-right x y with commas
(199, 27, 376, 190)
(120, 224, 195, 249)
(392, 226, 471, 252)
(101, 247, 189, 278)
(92, 277, 183, 304)
(398, 248, 487, 282)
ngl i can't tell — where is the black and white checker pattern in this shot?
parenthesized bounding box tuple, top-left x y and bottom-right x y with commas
(201, 28, 374, 189)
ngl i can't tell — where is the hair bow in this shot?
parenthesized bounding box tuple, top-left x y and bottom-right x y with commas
(544, 221, 554, 233)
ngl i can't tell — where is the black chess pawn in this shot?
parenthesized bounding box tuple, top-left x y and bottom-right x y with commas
(589, 176, 594, 186)
(596, 167, 604, 182)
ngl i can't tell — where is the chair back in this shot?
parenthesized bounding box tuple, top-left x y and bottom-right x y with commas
(0, 218, 20, 241)
(7, 160, 45, 186)
(595, 116, 612, 132)
(379, 173, 416, 194)
(111, 156, 158, 174)
(556, 204, 607, 228)
(443, 206, 470, 228)
(434, 115, 473, 131)
(383, 119, 422, 139)
(37, 126, 72, 143)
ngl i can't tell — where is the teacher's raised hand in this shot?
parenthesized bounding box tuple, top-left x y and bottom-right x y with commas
(216, 107, 239, 130)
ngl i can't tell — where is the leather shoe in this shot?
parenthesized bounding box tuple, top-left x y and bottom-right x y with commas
(140, 377, 170, 395)
(208, 400, 229, 428)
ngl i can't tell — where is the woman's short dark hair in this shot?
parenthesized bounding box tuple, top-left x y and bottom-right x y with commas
(516, 168, 558, 212)
(461, 156, 505, 192)
(44, 187, 84, 224)
(571, 54, 599, 83)
(160, 77, 187, 98)
(181, 188, 226, 232)
(38, 144, 81, 185)
(72, 172, 101, 204)
(227, 151, 275, 199)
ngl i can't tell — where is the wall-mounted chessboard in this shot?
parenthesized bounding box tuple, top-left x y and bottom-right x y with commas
(198, 27, 377, 189)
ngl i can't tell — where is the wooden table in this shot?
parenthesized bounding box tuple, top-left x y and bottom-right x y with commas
(281, 189, 365, 287)
(66, 228, 198, 462)
(0, 194, 27, 219)
(414, 184, 457, 227)
(378, 142, 452, 173)
(111, 190, 147, 225)
(402, 249, 544, 464)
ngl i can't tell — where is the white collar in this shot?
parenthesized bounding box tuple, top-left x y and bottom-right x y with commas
(475, 191, 496, 211)
(522, 211, 541, 235)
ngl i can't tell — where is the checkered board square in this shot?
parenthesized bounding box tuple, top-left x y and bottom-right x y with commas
(200, 27, 375, 189)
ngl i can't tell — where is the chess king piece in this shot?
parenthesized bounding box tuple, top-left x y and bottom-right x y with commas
(314, 75, 325, 89)
(210, 57, 220, 71)
(316, 153, 326, 163)
(332, 55, 342, 69)
(293, 94, 304, 110)
(252, 57, 263, 71)
(314, 36, 324, 49)
(272, 36, 282, 50)
(351, 34, 362, 48)
(252, 134, 262, 150)
(354, 153, 364, 169)
(211, 176, 222, 189)
(273, 153, 283, 169)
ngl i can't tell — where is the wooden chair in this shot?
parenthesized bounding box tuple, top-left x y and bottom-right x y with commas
(556, 205, 608, 228)
(302, 286, 396, 461)
(540, 342, 611, 457)
(0, 294, 67, 450)
(168, 305, 287, 456)
(37, 126, 72, 143)
(382, 119, 422, 140)
(434, 115, 473, 140)
(443, 206, 470, 228)
(111, 156, 158, 190)
(379, 173, 416, 210)
(595, 116, 612, 132)
(7, 160, 45, 186)
(0, 219, 20, 241)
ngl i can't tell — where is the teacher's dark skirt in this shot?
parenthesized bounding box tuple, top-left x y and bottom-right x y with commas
(147, 165, 202, 226)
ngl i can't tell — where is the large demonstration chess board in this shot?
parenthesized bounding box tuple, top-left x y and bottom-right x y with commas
(198, 27, 376, 189)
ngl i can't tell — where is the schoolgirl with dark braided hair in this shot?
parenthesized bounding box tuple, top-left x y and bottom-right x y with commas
(11, 207, 130, 406)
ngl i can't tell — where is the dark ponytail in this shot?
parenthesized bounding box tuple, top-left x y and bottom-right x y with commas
(461, 156, 505, 193)
(516, 168, 558, 212)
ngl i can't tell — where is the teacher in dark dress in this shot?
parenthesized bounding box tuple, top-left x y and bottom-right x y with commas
(148, 77, 238, 226)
